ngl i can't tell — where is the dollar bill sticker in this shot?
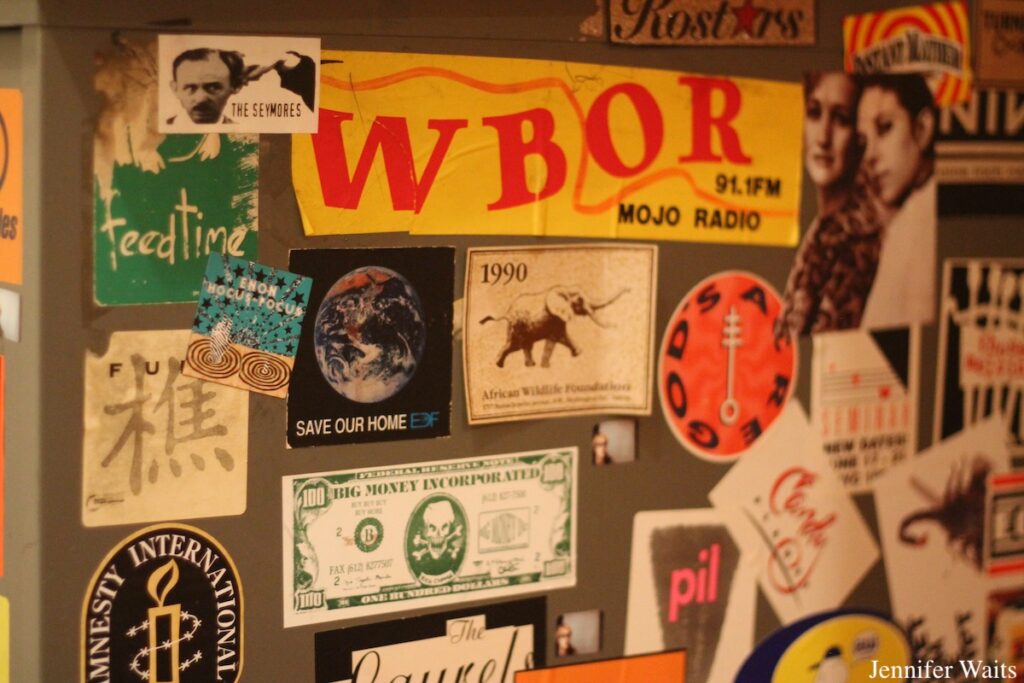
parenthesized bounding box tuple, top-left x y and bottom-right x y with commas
(283, 447, 577, 627)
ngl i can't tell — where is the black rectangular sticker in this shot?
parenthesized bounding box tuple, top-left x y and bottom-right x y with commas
(287, 247, 453, 447)
(314, 598, 545, 683)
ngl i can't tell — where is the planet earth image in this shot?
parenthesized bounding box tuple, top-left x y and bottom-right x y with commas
(313, 266, 426, 403)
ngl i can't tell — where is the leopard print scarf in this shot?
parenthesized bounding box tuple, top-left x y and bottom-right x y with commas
(776, 178, 885, 339)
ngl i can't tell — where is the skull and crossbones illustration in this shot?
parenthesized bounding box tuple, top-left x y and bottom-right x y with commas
(411, 500, 464, 562)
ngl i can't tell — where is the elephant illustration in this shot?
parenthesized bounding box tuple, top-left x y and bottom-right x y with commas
(479, 286, 628, 368)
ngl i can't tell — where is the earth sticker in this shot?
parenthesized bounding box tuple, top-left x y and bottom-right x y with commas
(314, 266, 426, 403)
(286, 247, 454, 448)
(405, 494, 467, 586)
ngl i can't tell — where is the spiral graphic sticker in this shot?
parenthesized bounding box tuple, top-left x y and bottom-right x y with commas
(186, 338, 242, 379)
(239, 352, 291, 392)
(183, 254, 311, 398)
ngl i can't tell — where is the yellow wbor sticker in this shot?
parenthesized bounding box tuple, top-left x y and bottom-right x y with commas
(292, 50, 802, 246)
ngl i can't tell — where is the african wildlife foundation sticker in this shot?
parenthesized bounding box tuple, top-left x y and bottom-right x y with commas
(81, 524, 243, 683)
(463, 244, 657, 425)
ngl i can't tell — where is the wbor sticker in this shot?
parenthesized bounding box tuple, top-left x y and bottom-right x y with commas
(659, 271, 796, 461)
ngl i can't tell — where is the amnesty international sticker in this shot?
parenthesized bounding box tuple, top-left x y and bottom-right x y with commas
(81, 524, 243, 683)
(659, 271, 796, 461)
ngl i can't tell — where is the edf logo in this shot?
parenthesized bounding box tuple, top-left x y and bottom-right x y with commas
(410, 412, 440, 429)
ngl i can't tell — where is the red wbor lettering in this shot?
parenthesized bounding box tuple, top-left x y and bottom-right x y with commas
(310, 77, 752, 213)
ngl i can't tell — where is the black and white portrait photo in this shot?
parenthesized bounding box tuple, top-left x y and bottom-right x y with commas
(554, 610, 602, 657)
(777, 72, 937, 337)
(158, 34, 320, 133)
(590, 418, 637, 466)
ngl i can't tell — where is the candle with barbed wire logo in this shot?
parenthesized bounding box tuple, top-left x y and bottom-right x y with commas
(81, 524, 243, 683)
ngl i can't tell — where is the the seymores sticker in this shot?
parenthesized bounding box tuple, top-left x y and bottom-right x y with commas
(292, 50, 802, 246)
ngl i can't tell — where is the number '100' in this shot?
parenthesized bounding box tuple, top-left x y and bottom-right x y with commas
(301, 485, 328, 509)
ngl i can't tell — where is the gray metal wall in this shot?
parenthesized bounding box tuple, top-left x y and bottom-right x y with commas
(3, 1, 1019, 681)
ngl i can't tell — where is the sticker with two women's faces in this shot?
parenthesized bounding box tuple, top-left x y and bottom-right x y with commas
(659, 271, 796, 461)
(778, 71, 938, 337)
(464, 244, 657, 425)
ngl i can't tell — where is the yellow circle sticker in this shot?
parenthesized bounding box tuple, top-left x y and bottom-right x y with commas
(772, 614, 910, 682)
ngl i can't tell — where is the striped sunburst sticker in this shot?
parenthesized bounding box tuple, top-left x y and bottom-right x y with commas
(843, 0, 972, 106)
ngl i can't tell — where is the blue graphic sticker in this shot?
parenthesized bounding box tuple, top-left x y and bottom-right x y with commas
(184, 254, 312, 397)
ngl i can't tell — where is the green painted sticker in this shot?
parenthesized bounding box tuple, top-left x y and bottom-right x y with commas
(92, 40, 258, 305)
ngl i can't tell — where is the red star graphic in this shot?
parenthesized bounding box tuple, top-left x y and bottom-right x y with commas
(879, 385, 891, 399)
(851, 372, 860, 386)
(732, 0, 764, 36)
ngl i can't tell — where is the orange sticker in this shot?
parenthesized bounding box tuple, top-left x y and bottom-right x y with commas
(0, 91, 21, 285)
(516, 651, 686, 683)
(659, 271, 796, 461)
(0, 357, 5, 577)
